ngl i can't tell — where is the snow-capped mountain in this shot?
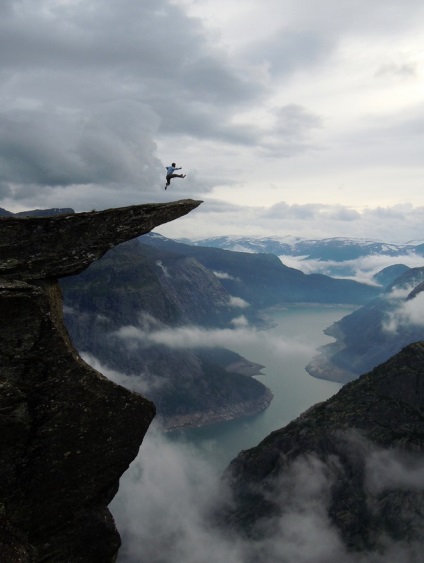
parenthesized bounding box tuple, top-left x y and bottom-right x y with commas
(180, 235, 424, 262)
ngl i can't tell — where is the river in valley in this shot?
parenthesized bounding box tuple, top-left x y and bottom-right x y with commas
(169, 305, 356, 470)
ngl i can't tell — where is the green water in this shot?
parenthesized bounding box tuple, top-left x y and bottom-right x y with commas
(169, 305, 356, 469)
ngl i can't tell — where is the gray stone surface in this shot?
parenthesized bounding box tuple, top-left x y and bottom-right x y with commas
(0, 200, 201, 561)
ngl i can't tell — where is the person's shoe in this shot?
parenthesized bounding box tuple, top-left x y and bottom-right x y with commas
(165, 185, 168, 190)
(182, 175, 186, 178)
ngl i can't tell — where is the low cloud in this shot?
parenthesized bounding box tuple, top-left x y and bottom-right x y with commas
(213, 271, 240, 281)
(112, 318, 313, 358)
(382, 291, 424, 334)
(81, 352, 167, 396)
(156, 260, 171, 278)
(114, 323, 261, 350)
(228, 295, 249, 308)
(159, 200, 424, 244)
(111, 428, 424, 563)
(111, 425, 244, 563)
(366, 448, 424, 492)
(278, 252, 424, 286)
(230, 315, 249, 328)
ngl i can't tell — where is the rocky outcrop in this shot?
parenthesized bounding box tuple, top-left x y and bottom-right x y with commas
(0, 200, 201, 562)
(221, 341, 424, 554)
(1, 200, 201, 281)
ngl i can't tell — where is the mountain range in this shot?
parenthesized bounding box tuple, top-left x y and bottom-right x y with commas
(60, 232, 383, 428)
(170, 233, 424, 388)
(307, 266, 424, 382)
(180, 234, 424, 279)
(2, 205, 424, 561)
(183, 234, 424, 261)
(141, 233, 380, 306)
(60, 237, 273, 430)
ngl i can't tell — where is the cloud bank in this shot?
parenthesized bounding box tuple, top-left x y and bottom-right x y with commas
(383, 291, 424, 334)
(157, 200, 424, 243)
(111, 316, 313, 358)
(278, 252, 424, 285)
(111, 428, 424, 563)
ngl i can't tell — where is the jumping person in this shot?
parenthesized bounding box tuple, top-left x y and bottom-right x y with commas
(165, 163, 186, 190)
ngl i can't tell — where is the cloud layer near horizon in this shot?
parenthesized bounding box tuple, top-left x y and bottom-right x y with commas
(1, 0, 424, 243)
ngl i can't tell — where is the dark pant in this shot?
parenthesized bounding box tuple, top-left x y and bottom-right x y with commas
(166, 174, 182, 185)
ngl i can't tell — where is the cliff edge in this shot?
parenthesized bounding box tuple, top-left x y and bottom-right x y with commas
(0, 200, 201, 562)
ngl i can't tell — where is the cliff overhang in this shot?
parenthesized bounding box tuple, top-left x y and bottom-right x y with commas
(0, 200, 202, 561)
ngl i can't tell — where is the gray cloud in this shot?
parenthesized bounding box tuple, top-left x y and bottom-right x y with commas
(375, 62, 417, 79)
(111, 316, 313, 357)
(278, 0, 424, 37)
(111, 428, 424, 563)
(239, 0, 424, 77)
(81, 352, 167, 397)
(382, 291, 424, 334)
(2, 0, 424, 240)
(110, 426, 245, 563)
(228, 296, 249, 308)
(213, 271, 240, 280)
(165, 199, 424, 243)
(0, 101, 160, 188)
(0, 0, 269, 211)
(258, 104, 324, 158)
(113, 322, 256, 350)
(246, 28, 335, 77)
(278, 253, 424, 285)
(366, 448, 424, 492)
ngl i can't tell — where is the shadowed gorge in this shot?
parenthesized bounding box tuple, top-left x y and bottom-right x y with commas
(0, 200, 201, 561)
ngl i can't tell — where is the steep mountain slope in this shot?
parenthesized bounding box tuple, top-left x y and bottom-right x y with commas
(220, 341, 424, 557)
(60, 233, 382, 428)
(142, 233, 380, 306)
(60, 239, 272, 429)
(307, 267, 424, 382)
(372, 263, 410, 288)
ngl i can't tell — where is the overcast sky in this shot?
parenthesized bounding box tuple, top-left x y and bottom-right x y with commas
(1, 0, 424, 242)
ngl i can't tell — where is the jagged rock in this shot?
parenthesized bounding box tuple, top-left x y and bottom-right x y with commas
(0, 200, 201, 562)
(0, 200, 201, 280)
(221, 341, 424, 554)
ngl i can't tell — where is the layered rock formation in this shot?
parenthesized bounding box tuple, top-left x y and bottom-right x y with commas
(0, 200, 201, 562)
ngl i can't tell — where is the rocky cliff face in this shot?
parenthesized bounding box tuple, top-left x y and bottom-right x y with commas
(0, 200, 201, 562)
(221, 341, 424, 556)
